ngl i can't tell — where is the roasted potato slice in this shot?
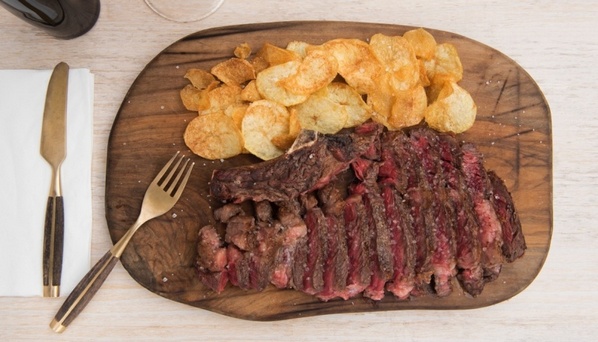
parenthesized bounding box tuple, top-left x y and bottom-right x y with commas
(424, 81, 477, 133)
(184, 113, 244, 160)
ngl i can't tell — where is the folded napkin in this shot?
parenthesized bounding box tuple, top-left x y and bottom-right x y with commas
(0, 67, 94, 296)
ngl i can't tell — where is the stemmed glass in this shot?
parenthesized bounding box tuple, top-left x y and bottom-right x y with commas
(144, 0, 224, 23)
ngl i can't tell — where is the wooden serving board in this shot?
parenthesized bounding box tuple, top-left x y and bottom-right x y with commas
(106, 21, 552, 320)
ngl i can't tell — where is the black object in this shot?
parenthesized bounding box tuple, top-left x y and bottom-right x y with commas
(0, 0, 100, 39)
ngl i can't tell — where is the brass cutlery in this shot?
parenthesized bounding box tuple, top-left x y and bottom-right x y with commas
(40, 62, 69, 298)
(50, 152, 194, 332)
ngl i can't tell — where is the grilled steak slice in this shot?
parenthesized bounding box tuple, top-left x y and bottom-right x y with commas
(271, 204, 308, 288)
(224, 213, 256, 251)
(214, 203, 244, 223)
(300, 206, 327, 295)
(226, 245, 244, 288)
(437, 133, 485, 296)
(488, 171, 526, 262)
(344, 194, 372, 298)
(377, 129, 434, 295)
(409, 128, 456, 297)
(460, 143, 505, 282)
(381, 185, 416, 300)
(352, 160, 394, 300)
(196, 225, 229, 293)
(210, 123, 382, 204)
(316, 185, 350, 301)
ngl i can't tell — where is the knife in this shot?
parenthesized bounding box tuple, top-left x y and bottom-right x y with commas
(41, 62, 69, 298)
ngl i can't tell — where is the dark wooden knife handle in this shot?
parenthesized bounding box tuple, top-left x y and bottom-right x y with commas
(43, 196, 64, 296)
(50, 250, 119, 333)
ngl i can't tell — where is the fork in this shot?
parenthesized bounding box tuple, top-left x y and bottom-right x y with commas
(50, 152, 194, 333)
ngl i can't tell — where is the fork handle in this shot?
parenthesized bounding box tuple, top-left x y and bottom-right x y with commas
(43, 196, 64, 297)
(50, 249, 119, 333)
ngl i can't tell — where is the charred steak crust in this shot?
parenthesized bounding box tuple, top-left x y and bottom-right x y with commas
(210, 122, 382, 204)
(197, 122, 526, 301)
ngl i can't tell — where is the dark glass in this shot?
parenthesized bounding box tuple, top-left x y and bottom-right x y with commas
(0, 0, 100, 39)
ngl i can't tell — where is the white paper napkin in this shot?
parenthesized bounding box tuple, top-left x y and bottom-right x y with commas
(0, 67, 94, 296)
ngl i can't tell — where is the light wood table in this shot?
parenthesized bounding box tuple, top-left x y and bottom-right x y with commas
(1, 1, 596, 340)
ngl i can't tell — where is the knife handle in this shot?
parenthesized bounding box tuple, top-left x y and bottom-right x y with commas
(50, 249, 119, 333)
(43, 196, 64, 297)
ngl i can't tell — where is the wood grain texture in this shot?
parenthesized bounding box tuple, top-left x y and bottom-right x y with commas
(105, 21, 551, 321)
(42, 196, 64, 288)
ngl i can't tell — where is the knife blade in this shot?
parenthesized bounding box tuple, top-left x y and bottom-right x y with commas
(40, 62, 69, 298)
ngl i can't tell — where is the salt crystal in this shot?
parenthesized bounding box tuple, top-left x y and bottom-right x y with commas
(162, 277, 168, 282)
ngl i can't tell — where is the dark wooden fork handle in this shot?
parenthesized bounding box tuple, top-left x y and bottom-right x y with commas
(50, 250, 119, 333)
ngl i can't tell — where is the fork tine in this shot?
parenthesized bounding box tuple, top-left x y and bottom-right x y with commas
(173, 160, 194, 200)
(165, 158, 189, 195)
(152, 151, 180, 185)
(162, 155, 183, 188)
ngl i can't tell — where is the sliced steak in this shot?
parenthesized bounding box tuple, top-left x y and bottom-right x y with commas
(210, 123, 382, 204)
(198, 122, 525, 301)
(488, 171, 526, 262)
(381, 185, 416, 300)
(352, 160, 394, 300)
(270, 205, 308, 288)
(224, 213, 256, 251)
(316, 184, 350, 301)
(437, 133, 485, 296)
(460, 143, 505, 282)
(409, 128, 456, 297)
(196, 225, 229, 293)
(226, 245, 244, 288)
(343, 194, 372, 298)
(301, 207, 327, 295)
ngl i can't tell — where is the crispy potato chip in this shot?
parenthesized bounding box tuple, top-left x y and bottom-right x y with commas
(431, 43, 463, 83)
(425, 78, 445, 103)
(288, 108, 302, 138)
(388, 85, 427, 129)
(367, 89, 394, 127)
(251, 56, 269, 74)
(180, 84, 205, 111)
(324, 38, 383, 94)
(256, 43, 301, 66)
(241, 80, 262, 102)
(403, 28, 437, 60)
(242, 100, 291, 160)
(286, 40, 312, 58)
(184, 69, 217, 90)
(255, 61, 308, 106)
(184, 113, 244, 160)
(280, 48, 338, 96)
(234, 42, 252, 59)
(424, 81, 476, 133)
(225, 103, 249, 131)
(369, 33, 420, 92)
(325, 82, 372, 127)
(417, 58, 431, 87)
(423, 57, 437, 86)
(211, 58, 256, 86)
(199, 84, 243, 115)
(293, 88, 347, 134)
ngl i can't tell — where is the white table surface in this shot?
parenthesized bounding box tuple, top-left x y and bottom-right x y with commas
(1, 1, 597, 340)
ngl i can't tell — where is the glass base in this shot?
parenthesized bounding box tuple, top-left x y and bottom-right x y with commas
(144, 0, 224, 23)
